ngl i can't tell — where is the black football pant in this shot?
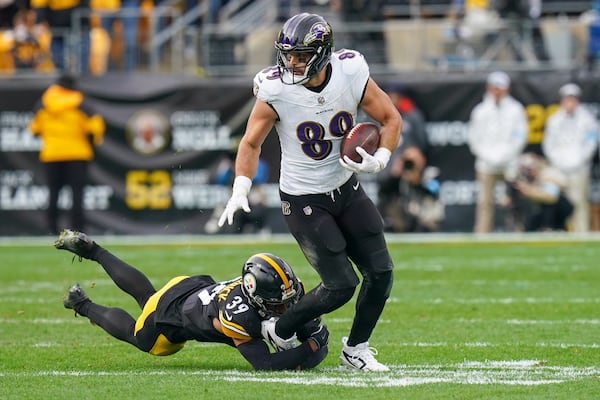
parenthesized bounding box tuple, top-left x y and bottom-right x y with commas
(75, 245, 158, 350)
(277, 174, 394, 346)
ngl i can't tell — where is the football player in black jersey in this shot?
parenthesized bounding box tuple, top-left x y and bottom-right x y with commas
(55, 229, 329, 371)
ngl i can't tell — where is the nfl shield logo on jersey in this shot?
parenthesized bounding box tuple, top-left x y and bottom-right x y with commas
(303, 206, 313, 216)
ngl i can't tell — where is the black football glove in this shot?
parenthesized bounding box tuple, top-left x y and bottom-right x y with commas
(296, 317, 322, 342)
(307, 324, 329, 350)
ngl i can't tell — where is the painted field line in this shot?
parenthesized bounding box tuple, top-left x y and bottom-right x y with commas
(1, 360, 598, 387)
(5, 340, 599, 350)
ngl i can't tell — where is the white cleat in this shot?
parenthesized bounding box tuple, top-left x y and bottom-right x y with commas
(340, 336, 389, 371)
(260, 317, 297, 352)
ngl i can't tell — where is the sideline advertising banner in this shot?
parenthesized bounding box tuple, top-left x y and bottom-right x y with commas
(1, 73, 599, 235)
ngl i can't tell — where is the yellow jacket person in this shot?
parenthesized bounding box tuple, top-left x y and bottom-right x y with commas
(29, 74, 105, 234)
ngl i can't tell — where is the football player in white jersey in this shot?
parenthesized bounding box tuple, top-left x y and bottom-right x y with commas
(218, 13, 402, 371)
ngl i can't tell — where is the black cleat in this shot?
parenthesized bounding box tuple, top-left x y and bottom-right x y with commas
(63, 283, 90, 313)
(54, 229, 95, 260)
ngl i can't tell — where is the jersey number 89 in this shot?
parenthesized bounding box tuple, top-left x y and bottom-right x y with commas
(298, 111, 353, 160)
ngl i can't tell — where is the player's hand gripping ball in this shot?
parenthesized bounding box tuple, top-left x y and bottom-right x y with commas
(340, 122, 381, 163)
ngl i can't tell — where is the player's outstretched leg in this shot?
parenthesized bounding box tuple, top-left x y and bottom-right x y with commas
(55, 229, 156, 308)
(55, 229, 98, 260)
(63, 283, 90, 313)
(63, 283, 140, 348)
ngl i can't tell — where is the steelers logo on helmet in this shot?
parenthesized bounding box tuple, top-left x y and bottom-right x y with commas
(241, 253, 301, 318)
(243, 273, 257, 296)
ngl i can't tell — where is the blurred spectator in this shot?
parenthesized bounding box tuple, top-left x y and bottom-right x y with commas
(542, 83, 599, 232)
(12, 8, 54, 71)
(135, 0, 153, 66)
(118, 0, 138, 71)
(88, 12, 111, 75)
(90, 0, 119, 34)
(513, 152, 573, 231)
(494, 0, 549, 63)
(0, 7, 54, 74)
(31, 0, 89, 72)
(90, 0, 138, 72)
(468, 71, 528, 233)
(584, 0, 600, 70)
(29, 74, 105, 234)
(447, 0, 502, 42)
(0, 22, 15, 73)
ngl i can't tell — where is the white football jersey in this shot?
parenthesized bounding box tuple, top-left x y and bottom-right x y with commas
(253, 49, 369, 195)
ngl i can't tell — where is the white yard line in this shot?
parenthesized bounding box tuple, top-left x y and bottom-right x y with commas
(3, 337, 598, 350)
(0, 360, 598, 386)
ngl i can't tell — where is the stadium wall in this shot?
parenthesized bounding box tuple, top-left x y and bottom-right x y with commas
(1, 71, 599, 235)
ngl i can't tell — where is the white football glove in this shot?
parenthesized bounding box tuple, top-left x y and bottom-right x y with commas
(260, 317, 298, 352)
(217, 176, 252, 227)
(339, 147, 391, 174)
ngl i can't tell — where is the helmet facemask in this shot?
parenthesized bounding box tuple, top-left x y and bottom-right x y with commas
(276, 48, 321, 85)
(274, 13, 333, 85)
(248, 284, 299, 318)
(241, 253, 301, 319)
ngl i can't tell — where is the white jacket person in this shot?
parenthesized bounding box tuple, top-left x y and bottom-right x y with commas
(468, 92, 528, 179)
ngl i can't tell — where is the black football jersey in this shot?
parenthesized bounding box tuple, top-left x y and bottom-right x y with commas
(180, 277, 263, 345)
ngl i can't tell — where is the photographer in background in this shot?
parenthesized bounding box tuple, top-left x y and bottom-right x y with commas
(379, 146, 444, 233)
(513, 152, 573, 232)
(378, 83, 443, 232)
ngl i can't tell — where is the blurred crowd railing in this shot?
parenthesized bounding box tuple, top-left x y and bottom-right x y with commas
(0, 1, 597, 78)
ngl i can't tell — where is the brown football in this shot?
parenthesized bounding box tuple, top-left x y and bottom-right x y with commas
(340, 122, 381, 163)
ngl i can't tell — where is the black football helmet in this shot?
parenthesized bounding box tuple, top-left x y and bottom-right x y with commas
(241, 253, 301, 318)
(274, 13, 334, 85)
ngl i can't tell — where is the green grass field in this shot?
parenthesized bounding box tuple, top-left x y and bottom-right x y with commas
(1, 233, 599, 399)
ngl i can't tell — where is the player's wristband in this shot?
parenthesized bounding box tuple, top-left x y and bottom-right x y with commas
(232, 176, 252, 196)
(373, 148, 392, 170)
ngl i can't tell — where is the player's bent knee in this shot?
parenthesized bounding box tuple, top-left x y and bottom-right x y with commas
(369, 270, 393, 301)
(316, 285, 355, 312)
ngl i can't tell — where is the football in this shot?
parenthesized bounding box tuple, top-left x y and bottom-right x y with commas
(340, 122, 381, 163)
